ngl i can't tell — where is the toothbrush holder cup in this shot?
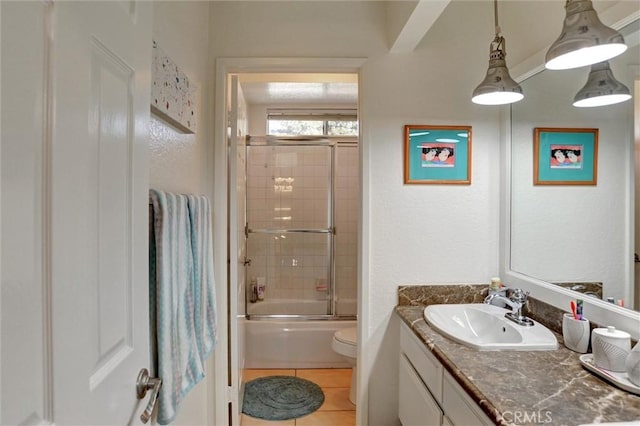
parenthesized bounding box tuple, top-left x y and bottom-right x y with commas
(562, 313, 590, 354)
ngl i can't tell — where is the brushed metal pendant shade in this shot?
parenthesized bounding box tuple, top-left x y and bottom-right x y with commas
(545, 0, 627, 70)
(573, 61, 631, 107)
(472, 0, 523, 106)
(471, 37, 524, 105)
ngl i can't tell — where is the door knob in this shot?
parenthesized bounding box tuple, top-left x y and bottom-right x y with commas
(136, 368, 162, 423)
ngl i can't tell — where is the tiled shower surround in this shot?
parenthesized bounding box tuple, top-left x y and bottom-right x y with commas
(246, 142, 358, 315)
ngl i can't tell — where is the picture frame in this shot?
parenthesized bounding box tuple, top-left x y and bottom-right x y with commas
(403, 125, 472, 184)
(533, 127, 598, 185)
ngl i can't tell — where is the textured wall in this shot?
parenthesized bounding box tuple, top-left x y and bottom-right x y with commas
(151, 2, 210, 197)
(151, 3, 212, 425)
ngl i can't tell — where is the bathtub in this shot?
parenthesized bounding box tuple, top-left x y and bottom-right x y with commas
(244, 298, 357, 369)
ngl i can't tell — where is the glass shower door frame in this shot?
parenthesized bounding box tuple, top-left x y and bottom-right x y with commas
(244, 138, 349, 320)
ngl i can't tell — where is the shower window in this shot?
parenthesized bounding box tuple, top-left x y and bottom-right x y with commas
(267, 120, 325, 137)
(326, 120, 358, 136)
(266, 109, 358, 137)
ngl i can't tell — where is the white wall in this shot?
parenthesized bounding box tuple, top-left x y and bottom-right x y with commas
(151, 2, 211, 196)
(210, 2, 500, 424)
(151, 3, 215, 425)
(360, 52, 499, 425)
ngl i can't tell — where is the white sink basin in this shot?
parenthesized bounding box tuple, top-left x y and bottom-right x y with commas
(423, 303, 558, 351)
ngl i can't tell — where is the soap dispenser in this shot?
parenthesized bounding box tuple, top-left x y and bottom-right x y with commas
(489, 277, 502, 292)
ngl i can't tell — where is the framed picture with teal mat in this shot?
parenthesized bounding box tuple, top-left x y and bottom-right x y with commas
(533, 127, 598, 185)
(404, 124, 472, 184)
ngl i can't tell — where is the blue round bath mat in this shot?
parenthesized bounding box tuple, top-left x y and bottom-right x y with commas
(242, 375, 325, 421)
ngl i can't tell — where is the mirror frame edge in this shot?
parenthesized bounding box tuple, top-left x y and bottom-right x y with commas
(499, 95, 640, 339)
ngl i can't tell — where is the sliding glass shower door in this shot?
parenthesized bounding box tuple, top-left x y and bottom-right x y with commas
(245, 139, 336, 318)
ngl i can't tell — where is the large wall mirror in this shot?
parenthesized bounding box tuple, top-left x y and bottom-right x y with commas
(509, 18, 639, 314)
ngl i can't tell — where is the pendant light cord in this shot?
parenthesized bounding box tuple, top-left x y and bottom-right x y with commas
(494, 0, 501, 36)
(491, 0, 505, 57)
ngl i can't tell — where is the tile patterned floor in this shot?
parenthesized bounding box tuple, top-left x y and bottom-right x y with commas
(241, 369, 356, 426)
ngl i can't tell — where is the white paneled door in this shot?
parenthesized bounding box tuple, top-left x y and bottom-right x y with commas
(2, 1, 152, 424)
(51, 1, 152, 424)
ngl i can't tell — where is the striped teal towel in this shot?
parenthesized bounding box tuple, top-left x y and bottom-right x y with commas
(187, 194, 218, 363)
(149, 190, 217, 425)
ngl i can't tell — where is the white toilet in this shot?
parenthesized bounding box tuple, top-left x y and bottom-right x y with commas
(331, 327, 357, 405)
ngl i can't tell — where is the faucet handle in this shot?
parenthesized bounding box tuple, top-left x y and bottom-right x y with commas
(510, 288, 529, 304)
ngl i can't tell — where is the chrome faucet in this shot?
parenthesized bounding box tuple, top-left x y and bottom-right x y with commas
(484, 288, 534, 327)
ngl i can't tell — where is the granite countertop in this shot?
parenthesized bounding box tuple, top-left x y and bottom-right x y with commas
(396, 285, 640, 426)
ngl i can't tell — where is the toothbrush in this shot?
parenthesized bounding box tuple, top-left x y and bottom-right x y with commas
(570, 300, 578, 320)
(576, 299, 583, 320)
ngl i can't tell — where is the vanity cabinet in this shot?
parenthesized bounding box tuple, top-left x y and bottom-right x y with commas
(399, 354, 443, 426)
(399, 322, 493, 426)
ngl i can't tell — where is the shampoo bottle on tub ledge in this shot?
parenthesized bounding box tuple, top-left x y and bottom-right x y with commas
(257, 277, 266, 301)
(249, 278, 258, 303)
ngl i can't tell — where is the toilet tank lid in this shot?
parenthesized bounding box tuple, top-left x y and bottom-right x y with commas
(335, 327, 357, 345)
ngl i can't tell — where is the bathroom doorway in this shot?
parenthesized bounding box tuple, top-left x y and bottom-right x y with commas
(216, 60, 364, 426)
(235, 73, 359, 324)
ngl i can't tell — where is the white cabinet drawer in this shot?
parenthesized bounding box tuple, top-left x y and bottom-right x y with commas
(400, 322, 443, 402)
(399, 354, 443, 426)
(442, 370, 493, 426)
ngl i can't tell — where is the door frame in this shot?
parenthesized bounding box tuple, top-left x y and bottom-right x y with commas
(226, 74, 247, 426)
(634, 78, 640, 310)
(212, 57, 367, 426)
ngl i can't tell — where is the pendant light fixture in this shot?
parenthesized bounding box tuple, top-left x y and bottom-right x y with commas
(472, 0, 523, 105)
(545, 0, 627, 70)
(573, 61, 631, 107)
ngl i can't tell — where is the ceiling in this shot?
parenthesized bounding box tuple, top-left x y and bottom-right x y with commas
(238, 73, 358, 106)
(235, 1, 638, 107)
